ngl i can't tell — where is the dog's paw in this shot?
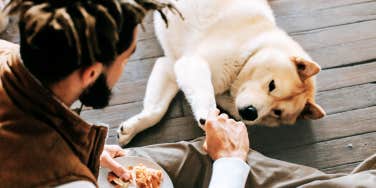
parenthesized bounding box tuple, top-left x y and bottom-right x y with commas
(117, 120, 138, 146)
(194, 118, 205, 130)
(198, 118, 206, 128)
(199, 118, 206, 125)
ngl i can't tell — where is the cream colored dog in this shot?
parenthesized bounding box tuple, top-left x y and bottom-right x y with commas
(118, 0, 326, 146)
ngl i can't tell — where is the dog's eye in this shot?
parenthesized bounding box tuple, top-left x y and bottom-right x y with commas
(273, 109, 282, 117)
(269, 80, 276, 92)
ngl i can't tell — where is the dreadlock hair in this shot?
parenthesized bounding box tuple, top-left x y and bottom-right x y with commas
(6, 0, 181, 85)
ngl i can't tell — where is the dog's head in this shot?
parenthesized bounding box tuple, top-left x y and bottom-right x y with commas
(231, 49, 325, 126)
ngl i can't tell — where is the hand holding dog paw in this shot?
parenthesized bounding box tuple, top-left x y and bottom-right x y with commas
(203, 109, 250, 161)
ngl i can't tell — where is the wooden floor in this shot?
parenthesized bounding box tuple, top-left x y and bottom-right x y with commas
(81, 0, 376, 174)
(2, 0, 375, 174)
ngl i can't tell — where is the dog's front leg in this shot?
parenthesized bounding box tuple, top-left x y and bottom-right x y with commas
(118, 57, 179, 146)
(175, 55, 216, 128)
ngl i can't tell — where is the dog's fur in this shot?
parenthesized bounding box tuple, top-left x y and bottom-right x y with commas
(118, 0, 326, 145)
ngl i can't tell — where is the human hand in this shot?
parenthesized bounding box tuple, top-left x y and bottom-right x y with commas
(203, 109, 250, 161)
(100, 145, 131, 181)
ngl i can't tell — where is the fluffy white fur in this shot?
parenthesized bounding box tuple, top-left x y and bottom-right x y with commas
(118, 0, 325, 146)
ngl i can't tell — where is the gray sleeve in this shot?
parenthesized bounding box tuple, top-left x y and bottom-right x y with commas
(246, 150, 376, 188)
(299, 171, 376, 188)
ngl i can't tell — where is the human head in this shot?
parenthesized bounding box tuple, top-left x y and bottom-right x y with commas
(7, 0, 179, 108)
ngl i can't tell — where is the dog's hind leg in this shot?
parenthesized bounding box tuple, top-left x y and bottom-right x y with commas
(117, 57, 179, 146)
(174, 55, 217, 128)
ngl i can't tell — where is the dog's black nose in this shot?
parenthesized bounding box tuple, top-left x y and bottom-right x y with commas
(239, 106, 258, 121)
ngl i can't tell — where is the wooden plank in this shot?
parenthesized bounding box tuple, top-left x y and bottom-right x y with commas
(81, 93, 184, 129)
(322, 161, 361, 174)
(315, 83, 376, 115)
(308, 38, 376, 69)
(110, 80, 185, 106)
(181, 97, 192, 116)
(292, 19, 376, 51)
(274, 1, 376, 33)
(126, 116, 202, 147)
(129, 37, 163, 61)
(104, 116, 202, 146)
(106, 115, 202, 147)
(250, 106, 376, 153)
(317, 62, 376, 91)
(270, 0, 373, 16)
(110, 79, 148, 105)
(119, 58, 157, 83)
(267, 132, 376, 169)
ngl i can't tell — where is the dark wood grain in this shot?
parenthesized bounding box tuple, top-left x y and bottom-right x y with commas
(315, 83, 376, 115)
(317, 62, 376, 91)
(250, 106, 376, 153)
(81, 92, 184, 129)
(267, 132, 376, 170)
(269, 0, 373, 16)
(274, 1, 376, 33)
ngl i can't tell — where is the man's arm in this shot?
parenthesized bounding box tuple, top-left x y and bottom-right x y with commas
(204, 109, 250, 188)
(209, 158, 250, 188)
(57, 145, 131, 187)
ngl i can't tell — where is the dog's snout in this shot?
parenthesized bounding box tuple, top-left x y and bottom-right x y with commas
(239, 106, 258, 121)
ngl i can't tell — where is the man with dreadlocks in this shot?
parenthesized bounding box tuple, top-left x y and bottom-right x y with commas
(0, 0, 252, 187)
(0, 0, 172, 187)
(1, 0, 376, 187)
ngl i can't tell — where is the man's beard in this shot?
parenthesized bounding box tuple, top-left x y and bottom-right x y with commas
(79, 73, 112, 109)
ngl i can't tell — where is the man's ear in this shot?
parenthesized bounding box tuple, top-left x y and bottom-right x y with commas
(80, 63, 103, 88)
(300, 100, 326, 120)
(291, 56, 321, 81)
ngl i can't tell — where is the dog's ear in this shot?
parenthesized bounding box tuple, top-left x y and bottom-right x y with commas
(291, 56, 321, 81)
(300, 100, 326, 120)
